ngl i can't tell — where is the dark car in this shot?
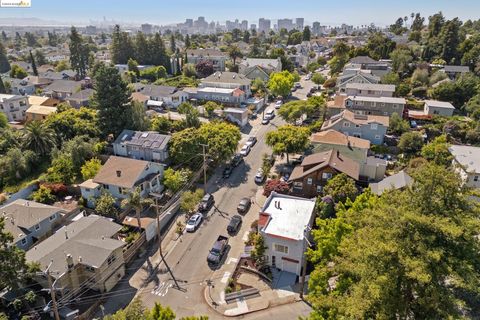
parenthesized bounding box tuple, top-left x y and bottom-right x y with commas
(230, 154, 244, 167)
(198, 193, 214, 212)
(237, 197, 252, 214)
(227, 215, 242, 234)
(306, 92, 312, 97)
(223, 165, 233, 178)
(207, 235, 229, 265)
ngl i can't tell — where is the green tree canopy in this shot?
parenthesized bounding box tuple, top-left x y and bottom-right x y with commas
(266, 125, 310, 163)
(323, 173, 358, 204)
(398, 131, 424, 155)
(268, 71, 295, 97)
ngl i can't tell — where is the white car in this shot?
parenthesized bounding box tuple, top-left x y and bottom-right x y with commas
(186, 213, 203, 232)
(254, 168, 265, 183)
(275, 101, 283, 109)
(305, 74, 312, 80)
(240, 144, 251, 156)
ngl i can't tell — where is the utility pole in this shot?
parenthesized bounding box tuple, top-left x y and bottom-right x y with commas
(46, 262, 60, 320)
(199, 143, 208, 192)
(155, 198, 180, 289)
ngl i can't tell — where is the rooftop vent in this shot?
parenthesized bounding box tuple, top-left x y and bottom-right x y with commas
(116, 170, 122, 177)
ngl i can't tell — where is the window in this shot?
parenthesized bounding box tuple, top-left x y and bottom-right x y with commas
(21, 238, 27, 245)
(34, 224, 40, 231)
(316, 185, 323, 193)
(274, 244, 289, 254)
(474, 176, 479, 182)
(49, 214, 56, 221)
(322, 172, 333, 180)
(306, 178, 313, 185)
(371, 124, 378, 130)
(375, 135, 381, 140)
(85, 265, 95, 272)
(355, 124, 360, 128)
(393, 104, 397, 109)
(140, 183, 144, 191)
(433, 110, 440, 115)
(293, 182, 303, 190)
(343, 122, 350, 127)
(102, 184, 109, 190)
(107, 254, 116, 266)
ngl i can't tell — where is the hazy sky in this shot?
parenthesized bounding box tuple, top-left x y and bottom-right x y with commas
(0, 0, 479, 26)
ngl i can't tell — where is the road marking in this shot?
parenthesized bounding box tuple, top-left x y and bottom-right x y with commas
(221, 271, 231, 284)
(151, 281, 173, 297)
(237, 298, 249, 313)
(219, 291, 226, 305)
(242, 230, 249, 242)
(227, 257, 239, 265)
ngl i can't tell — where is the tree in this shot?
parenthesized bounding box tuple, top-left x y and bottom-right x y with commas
(55, 60, 70, 72)
(366, 32, 396, 60)
(170, 34, 176, 53)
(31, 185, 56, 204)
(0, 41, 11, 73)
(195, 60, 214, 78)
(127, 58, 140, 76)
(323, 173, 358, 204)
(0, 216, 38, 291)
(389, 112, 410, 135)
(29, 50, 38, 76)
(311, 73, 325, 85)
(131, 101, 150, 131)
(104, 298, 146, 320)
(95, 192, 118, 218)
(0, 112, 6, 128)
(227, 45, 243, 65)
(266, 125, 310, 163)
(250, 233, 267, 264)
(111, 25, 135, 64)
(411, 13, 425, 31)
(390, 48, 412, 74)
(91, 64, 133, 137)
(185, 34, 191, 49)
(307, 164, 480, 319)
(302, 26, 311, 41)
(22, 120, 56, 156)
(327, 55, 348, 75)
(381, 71, 400, 85)
(81, 157, 101, 180)
(278, 100, 314, 124)
(198, 121, 241, 163)
(420, 134, 452, 166)
(177, 102, 200, 128)
(180, 189, 204, 215)
(268, 71, 295, 97)
(121, 187, 153, 231)
(389, 17, 406, 35)
(45, 105, 100, 141)
(182, 63, 196, 78)
(147, 303, 176, 320)
(439, 18, 461, 63)
(428, 11, 445, 38)
(163, 167, 191, 193)
(251, 78, 267, 97)
(203, 101, 221, 118)
(69, 26, 89, 78)
(10, 64, 28, 79)
(263, 179, 290, 197)
(398, 131, 424, 155)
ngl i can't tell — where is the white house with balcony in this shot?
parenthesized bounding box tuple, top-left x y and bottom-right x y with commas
(258, 192, 316, 276)
(448, 145, 480, 189)
(0, 94, 29, 122)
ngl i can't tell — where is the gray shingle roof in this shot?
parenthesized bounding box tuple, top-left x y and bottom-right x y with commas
(370, 170, 413, 195)
(186, 48, 227, 57)
(26, 215, 124, 275)
(202, 71, 251, 85)
(67, 88, 94, 101)
(44, 80, 82, 94)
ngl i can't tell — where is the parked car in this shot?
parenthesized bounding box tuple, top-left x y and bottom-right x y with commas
(294, 82, 302, 89)
(185, 213, 203, 232)
(275, 100, 283, 109)
(198, 193, 214, 212)
(246, 136, 257, 147)
(227, 215, 242, 234)
(207, 235, 229, 265)
(254, 168, 266, 184)
(306, 92, 312, 97)
(261, 118, 270, 125)
(222, 165, 233, 178)
(305, 73, 312, 81)
(240, 144, 251, 156)
(237, 197, 252, 214)
(230, 154, 244, 167)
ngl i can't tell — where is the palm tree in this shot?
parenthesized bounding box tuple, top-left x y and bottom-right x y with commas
(227, 45, 243, 66)
(23, 120, 56, 156)
(121, 187, 153, 232)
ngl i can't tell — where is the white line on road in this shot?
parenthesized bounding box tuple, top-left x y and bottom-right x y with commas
(221, 271, 231, 284)
(151, 282, 173, 297)
(227, 257, 239, 264)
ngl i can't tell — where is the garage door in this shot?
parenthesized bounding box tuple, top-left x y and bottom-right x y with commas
(281, 257, 299, 275)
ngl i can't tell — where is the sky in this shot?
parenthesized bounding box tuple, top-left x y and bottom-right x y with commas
(0, 0, 479, 26)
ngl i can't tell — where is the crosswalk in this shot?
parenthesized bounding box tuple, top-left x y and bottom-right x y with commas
(151, 281, 173, 297)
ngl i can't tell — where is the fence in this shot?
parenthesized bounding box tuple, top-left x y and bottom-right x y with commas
(1, 182, 38, 206)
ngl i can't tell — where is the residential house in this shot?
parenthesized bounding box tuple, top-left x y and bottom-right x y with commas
(132, 84, 188, 109)
(370, 170, 413, 195)
(321, 110, 390, 145)
(25, 105, 57, 121)
(310, 129, 370, 163)
(344, 96, 406, 117)
(448, 145, 480, 189)
(441, 65, 470, 79)
(186, 49, 227, 72)
(26, 215, 126, 297)
(326, 95, 348, 117)
(79, 156, 164, 208)
(289, 149, 360, 198)
(343, 56, 391, 77)
(0, 93, 29, 122)
(345, 83, 395, 98)
(66, 88, 94, 108)
(28, 95, 59, 107)
(43, 80, 82, 101)
(1, 199, 65, 250)
(11, 61, 33, 74)
(114, 64, 155, 74)
(238, 58, 282, 81)
(113, 130, 171, 163)
(223, 107, 248, 127)
(423, 100, 455, 117)
(9, 78, 36, 96)
(336, 71, 380, 93)
(23, 75, 53, 89)
(258, 192, 316, 276)
(40, 70, 77, 81)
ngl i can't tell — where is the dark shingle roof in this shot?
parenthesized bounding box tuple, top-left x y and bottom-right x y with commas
(44, 80, 82, 94)
(114, 130, 171, 151)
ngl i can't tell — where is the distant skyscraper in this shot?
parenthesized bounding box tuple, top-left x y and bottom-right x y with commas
(277, 18, 293, 31)
(312, 21, 321, 36)
(258, 18, 271, 33)
(240, 20, 248, 31)
(141, 23, 153, 34)
(296, 18, 304, 30)
(185, 19, 193, 28)
(250, 24, 257, 31)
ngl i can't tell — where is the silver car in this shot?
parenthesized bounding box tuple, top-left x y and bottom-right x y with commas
(185, 213, 203, 232)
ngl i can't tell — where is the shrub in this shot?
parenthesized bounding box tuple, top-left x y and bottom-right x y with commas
(42, 183, 68, 197)
(32, 186, 56, 204)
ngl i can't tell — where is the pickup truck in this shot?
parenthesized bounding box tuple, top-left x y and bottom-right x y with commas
(207, 235, 229, 265)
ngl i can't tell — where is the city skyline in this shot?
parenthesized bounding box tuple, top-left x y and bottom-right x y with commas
(0, 0, 479, 27)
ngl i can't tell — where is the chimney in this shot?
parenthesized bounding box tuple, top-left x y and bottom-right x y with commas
(116, 170, 122, 177)
(277, 201, 282, 210)
(78, 256, 82, 263)
(66, 254, 74, 270)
